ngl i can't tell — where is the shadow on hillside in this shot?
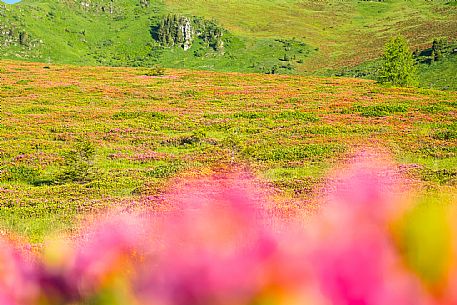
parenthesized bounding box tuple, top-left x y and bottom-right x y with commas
(149, 25, 160, 41)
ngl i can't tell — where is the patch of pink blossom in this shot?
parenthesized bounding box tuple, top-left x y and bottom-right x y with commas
(0, 161, 456, 304)
(0, 241, 38, 305)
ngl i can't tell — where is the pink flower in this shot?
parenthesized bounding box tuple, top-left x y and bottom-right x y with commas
(2, 163, 455, 305)
(311, 170, 430, 305)
(0, 240, 38, 305)
(134, 178, 315, 305)
(37, 214, 148, 303)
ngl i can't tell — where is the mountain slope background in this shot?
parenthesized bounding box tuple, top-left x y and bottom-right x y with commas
(0, 0, 457, 85)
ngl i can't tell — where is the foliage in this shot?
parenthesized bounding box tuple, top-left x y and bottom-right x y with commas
(146, 161, 184, 178)
(0, 170, 457, 304)
(0, 60, 455, 241)
(1, 0, 456, 76)
(18, 31, 28, 46)
(163, 0, 457, 73)
(349, 104, 409, 117)
(431, 37, 449, 62)
(154, 14, 224, 51)
(143, 65, 165, 76)
(378, 36, 417, 87)
(335, 38, 457, 90)
(193, 17, 224, 51)
(417, 51, 457, 90)
(156, 14, 192, 48)
(56, 140, 96, 184)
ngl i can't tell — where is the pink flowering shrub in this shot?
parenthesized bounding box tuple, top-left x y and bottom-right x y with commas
(0, 165, 456, 305)
(0, 241, 38, 305)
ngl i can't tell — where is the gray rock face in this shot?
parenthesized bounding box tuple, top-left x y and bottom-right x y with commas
(181, 17, 193, 51)
(156, 14, 224, 52)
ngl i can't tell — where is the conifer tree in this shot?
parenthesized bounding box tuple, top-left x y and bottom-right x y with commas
(378, 36, 417, 87)
(432, 37, 448, 62)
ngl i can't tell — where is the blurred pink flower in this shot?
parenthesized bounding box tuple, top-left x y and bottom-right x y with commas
(69, 215, 146, 293)
(134, 179, 315, 305)
(0, 240, 38, 305)
(0, 163, 455, 305)
(312, 169, 430, 305)
(36, 215, 149, 303)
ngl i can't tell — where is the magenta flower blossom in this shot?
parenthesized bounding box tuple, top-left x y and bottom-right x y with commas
(0, 240, 38, 305)
(0, 162, 456, 305)
(311, 168, 431, 305)
(69, 215, 146, 293)
(131, 174, 324, 305)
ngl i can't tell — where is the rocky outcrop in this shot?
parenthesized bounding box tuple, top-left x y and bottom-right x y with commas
(0, 23, 39, 50)
(182, 18, 192, 51)
(155, 14, 224, 52)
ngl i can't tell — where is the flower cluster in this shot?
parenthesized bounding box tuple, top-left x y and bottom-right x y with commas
(0, 167, 456, 305)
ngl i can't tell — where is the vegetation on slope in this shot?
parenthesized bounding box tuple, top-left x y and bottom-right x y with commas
(0, 0, 313, 74)
(163, 0, 457, 71)
(338, 38, 457, 90)
(378, 36, 417, 87)
(0, 0, 456, 78)
(0, 60, 456, 241)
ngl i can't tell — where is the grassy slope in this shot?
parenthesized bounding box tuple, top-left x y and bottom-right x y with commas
(164, 0, 457, 72)
(1, 60, 456, 241)
(0, 0, 314, 73)
(418, 55, 457, 90)
(334, 48, 457, 90)
(1, 0, 456, 74)
(0, 0, 163, 65)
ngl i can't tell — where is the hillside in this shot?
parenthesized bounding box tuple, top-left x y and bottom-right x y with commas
(1, 2, 457, 302)
(335, 38, 457, 90)
(1, 60, 456, 241)
(163, 0, 457, 71)
(0, 0, 456, 76)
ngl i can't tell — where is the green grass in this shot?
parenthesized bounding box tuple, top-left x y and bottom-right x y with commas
(0, 0, 456, 76)
(158, 35, 312, 74)
(1, 60, 456, 241)
(244, 144, 346, 162)
(418, 55, 457, 90)
(1, 0, 456, 92)
(164, 0, 457, 71)
(335, 46, 457, 91)
(347, 104, 409, 117)
(0, 0, 313, 74)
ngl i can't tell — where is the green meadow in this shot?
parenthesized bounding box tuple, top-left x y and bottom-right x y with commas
(0, 0, 456, 82)
(1, 60, 456, 242)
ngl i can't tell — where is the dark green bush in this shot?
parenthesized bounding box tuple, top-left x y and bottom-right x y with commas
(144, 65, 165, 76)
(146, 162, 183, 178)
(57, 141, 96, 184)
(274, 111, 319, 122)
(350, 104, 408, 117)
(421, 168, 457, 185)
(5, 165, 39, 184)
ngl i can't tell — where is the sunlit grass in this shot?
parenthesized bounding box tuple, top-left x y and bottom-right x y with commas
(0, 60, 456, 241)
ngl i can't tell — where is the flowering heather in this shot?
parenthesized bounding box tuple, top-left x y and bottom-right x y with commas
(0, 162, 456, 305)
(1, 61, 455, 242)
